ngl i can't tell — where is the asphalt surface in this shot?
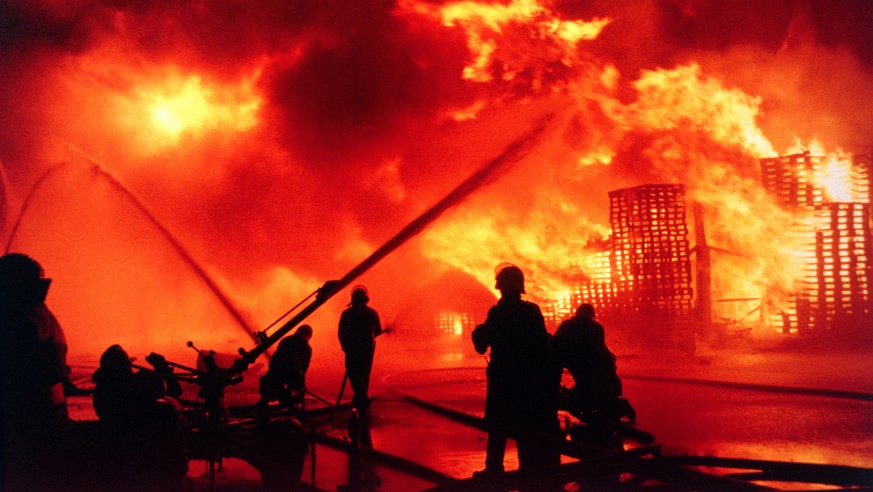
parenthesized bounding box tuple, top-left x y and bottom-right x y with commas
(63, 335, 873, 491)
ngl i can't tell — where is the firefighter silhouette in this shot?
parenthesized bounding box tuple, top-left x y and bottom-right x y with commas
(0, 253, 73, 489)
(471, 263, 561, 476)
(338, 285, 382, 414)
(91, 344, 188, 491)
(258, 324, 313, 414)
(551, 303, 635, 447)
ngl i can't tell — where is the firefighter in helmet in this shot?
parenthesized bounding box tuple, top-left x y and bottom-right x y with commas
(471, 263, 561, 476)
(0, 253, 72, 488)
(552, 302, 635, 441)
(338, 285, 382, 414)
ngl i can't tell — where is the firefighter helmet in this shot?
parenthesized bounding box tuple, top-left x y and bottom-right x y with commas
(349, 285, 369, 305)
(0, 253, 51, 306)
(494, 263, 525, 294)
(576, 303, 595, 318)
(99, 344, 134, 373)
(297, 324, 313, 339)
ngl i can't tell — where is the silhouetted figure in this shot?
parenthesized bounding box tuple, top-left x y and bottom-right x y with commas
(338, 286, 382, 414)
(551, 303, 635, 447)
(259, 324, 313, 414)
(471, 264, 561, 476)
(142, 351, 183, 401)
(0, 253, 72, 490)
(91, 344, 188, 492)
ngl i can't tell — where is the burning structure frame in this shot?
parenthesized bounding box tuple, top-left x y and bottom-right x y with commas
(761, 152, 872, 338)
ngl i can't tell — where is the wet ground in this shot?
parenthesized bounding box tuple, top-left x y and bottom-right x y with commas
(65, 335, 873, 491)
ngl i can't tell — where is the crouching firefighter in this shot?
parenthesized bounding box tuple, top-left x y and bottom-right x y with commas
(550, 303, 635, 447)
(258, 324, 313, 416)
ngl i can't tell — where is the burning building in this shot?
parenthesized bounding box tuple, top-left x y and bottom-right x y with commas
(760, 152, 873, 338)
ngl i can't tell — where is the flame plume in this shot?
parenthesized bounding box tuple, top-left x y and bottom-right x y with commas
(0, 0, 871, 358)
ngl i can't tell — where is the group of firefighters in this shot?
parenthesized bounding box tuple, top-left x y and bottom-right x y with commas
(473, 263, 631, 477)
(1, 253, 629, 489)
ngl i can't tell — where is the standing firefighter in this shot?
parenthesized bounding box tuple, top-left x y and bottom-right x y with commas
(471, 263, 561, 477)
(0, 253, 72, 489)
(338, 285, 382, 414)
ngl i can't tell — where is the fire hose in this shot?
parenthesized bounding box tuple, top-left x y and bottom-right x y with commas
(226, 113, 558, 379)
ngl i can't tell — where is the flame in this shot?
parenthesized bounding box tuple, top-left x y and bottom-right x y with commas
(816, 154, 853, 202)
(422, 60, 805, 326)
(4, 0, 870, 351)
(401, 0, 611, 84)
(436, 311, 475, 336)
(423, 200, 612, 309)
(136, 73, 262, 148)
(786, 136, 826, 155)
(630, 64, 775, 158)
(576, 145, 616, 167)
(72, 49, 264, 157)
(144, 75, 259, 138)
(774, 139, 858, 203)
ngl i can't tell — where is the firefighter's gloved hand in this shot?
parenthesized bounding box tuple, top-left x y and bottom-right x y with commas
(146, 352, 174, 374)
(472, 324, 488, 355)
(316, 280, 341, 301)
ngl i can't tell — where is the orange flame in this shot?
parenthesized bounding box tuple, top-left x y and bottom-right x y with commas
(817, 154, 853, 202)
(630, 64, 775, 158)
(781, 137, 859, 202)
(6, 0, 868, 350)
(144, 75, 260, 139)
(72, 48, 264, 158)
(422, 60, 807, 327)
(401, 0, 611, 84)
